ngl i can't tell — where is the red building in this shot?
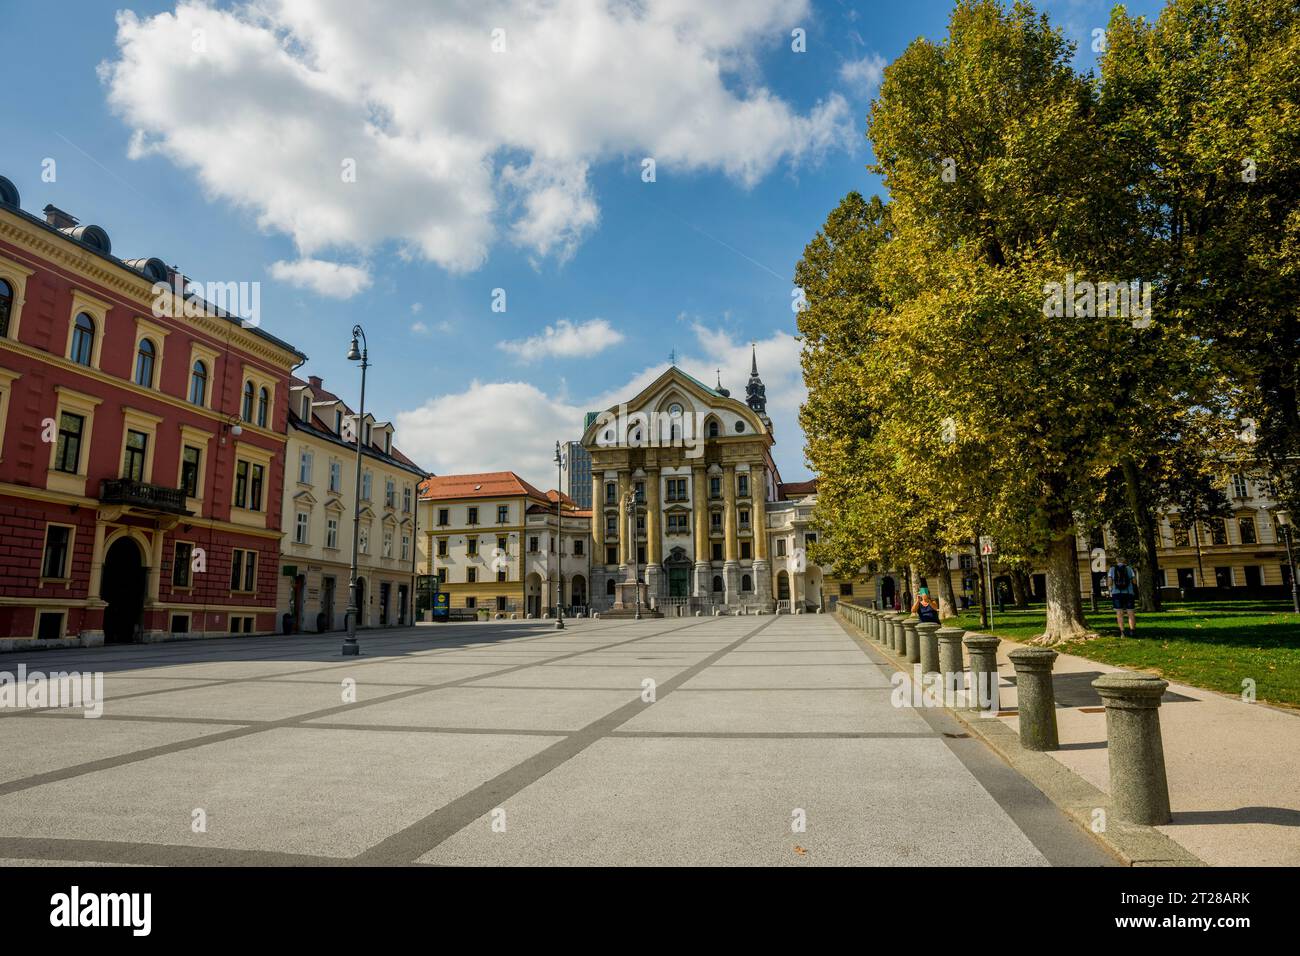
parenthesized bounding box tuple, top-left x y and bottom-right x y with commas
(0, 174, 305, 648)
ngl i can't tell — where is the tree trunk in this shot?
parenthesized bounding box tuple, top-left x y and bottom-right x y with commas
(1036, 527, 1091, 645)
(1122, 457, 1162, 612)
(931, 553, 957, 620)
(1010, 569, 1029, 608)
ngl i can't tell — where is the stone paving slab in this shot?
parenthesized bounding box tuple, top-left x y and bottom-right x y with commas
(419, 737, 1051, 867)
(105, 680, 427, 722)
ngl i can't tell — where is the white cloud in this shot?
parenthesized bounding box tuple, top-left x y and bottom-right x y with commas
(840, 53, 886, 95)
(101, 1, 852, 284)
(268, 257, 372, 298)
(498, 318, 624, 362)
(410, 321, 430, 335)
(398, 321, 809, 488)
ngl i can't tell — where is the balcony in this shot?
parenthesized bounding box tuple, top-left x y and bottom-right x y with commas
(100, 478, 189, 515)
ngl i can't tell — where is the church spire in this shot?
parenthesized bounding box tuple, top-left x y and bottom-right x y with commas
(746, 344, 767, 420)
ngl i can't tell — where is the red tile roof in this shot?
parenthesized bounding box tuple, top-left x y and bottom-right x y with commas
(419, 471, 550, 503)
(779, 480, 818, 499)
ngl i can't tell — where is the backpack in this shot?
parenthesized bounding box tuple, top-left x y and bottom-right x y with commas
(1112, 564, 1131, 591)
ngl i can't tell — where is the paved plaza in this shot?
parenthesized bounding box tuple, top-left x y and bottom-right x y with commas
(0, 615, 1115, 866)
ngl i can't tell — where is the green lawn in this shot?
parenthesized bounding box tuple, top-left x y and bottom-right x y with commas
(948, 601, 1300, 708)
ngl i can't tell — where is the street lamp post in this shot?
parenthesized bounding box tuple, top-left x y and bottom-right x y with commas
(553, 441, 565, 630)
(1276, 508, 1299, 614)
(342, 325, 368, 656)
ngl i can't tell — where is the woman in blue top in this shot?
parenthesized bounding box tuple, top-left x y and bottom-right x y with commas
(912, 587, 941, 623)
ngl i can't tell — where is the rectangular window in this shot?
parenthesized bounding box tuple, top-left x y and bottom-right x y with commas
(437, 567, 447, 583)
(635, 481, 645, 504)
(497, 536, 507, 552)
(574, 539, 584, 556)
(529, 536, 539, 553)
(326, 518, 338, 549)
(605, 515, 616, 536)
(42, 525, 71, 579)
(1232, 474, 1249, 498)
(385, 479, 395, 507)
(740, 541, 752, 559)
(250, 464, 264, 511)
(709, 476, 721, 499)
(1171, 518, 1190, 547)
(230, 549, 257, 592)
(467, 506, 479, 525)
(295, 512, 309, 544)
(1207, 519, 1227, 546)
(403, 486, 412, 513)
(739, 509, 750, 528)
(401, 534, 410, 560)
(776, 539, 786, 557)
(123, 429, 147, 482)
(1239, 516, 1258, 545)
(467, 567, 477, 583)
(383, 531, 393, 558)
(54, 412, 84, 474)
(840, 583, 854, 596)
(497, 505, 509, 523)
(711, 543, 723, 561)
(361, 471, 372, 501)
(437, 538, 448, 557)
(359, 526, 369, 554)
(299, 451, 313, 484)
(438, 508, 449, 526)
(710, 512, 722, 531)
(234, 460, 249, 508)
(606, 483, 616, 503)
(173, 542, 192, 587)
(329, 460, 342, 492)
(170, 614, 189, 634)
(181, 445, 201, 497)
(465, 595, 477, 608)
(738, 474, 749, 497)
(606, 546, 617, 565)
(666, 478, 687, 501)
(37, 612, 64, 641)
(497, 570, 506, 582)
(467, 537, 478, 556)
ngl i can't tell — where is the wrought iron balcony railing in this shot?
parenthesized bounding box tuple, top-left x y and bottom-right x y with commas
(100, 478, 189, 515)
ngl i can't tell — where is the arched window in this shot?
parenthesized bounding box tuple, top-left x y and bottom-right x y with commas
(606, 578, 616, 596)
(712, 575, 723, 593)
(70, 313, 95, 366)
(0, 279, 12, 337)
(742, 574, 753, 592)
(242, 381, 255, 422)
(189, 360, 207, 406)
(707, 419, 720, 438)
(257, 387, 269, 428)
(134, 338, 156, 387)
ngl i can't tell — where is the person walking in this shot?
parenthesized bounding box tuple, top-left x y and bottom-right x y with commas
(1108, 556, 1138, 636)
(912, 587, 941, 623)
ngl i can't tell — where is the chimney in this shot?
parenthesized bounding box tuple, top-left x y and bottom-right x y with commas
(43, 205, 78, 229)
(308, 375, 324, 390)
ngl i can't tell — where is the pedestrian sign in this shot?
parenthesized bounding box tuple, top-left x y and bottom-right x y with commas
(979, 537, 996, 556)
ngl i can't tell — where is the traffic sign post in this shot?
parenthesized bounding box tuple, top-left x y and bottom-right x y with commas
(979, 537, 996, 629)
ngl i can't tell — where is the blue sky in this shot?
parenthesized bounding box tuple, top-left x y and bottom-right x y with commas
(0, 0, 1163, 488)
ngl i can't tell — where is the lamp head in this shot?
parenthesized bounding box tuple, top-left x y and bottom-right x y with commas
(230, 422, 243, 438)
(347, 336, 362, 362)
(1277, 509, 1292, 527)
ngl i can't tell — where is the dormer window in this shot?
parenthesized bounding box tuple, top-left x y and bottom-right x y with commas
(300, 394, 311, 420)
(334, 409, 343, 433)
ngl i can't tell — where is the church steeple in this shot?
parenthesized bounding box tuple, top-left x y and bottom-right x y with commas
(746, 344, 768, 421)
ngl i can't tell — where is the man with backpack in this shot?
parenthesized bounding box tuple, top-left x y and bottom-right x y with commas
(1108, 557, 1137, 637)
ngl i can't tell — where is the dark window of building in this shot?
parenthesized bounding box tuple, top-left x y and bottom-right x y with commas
(1214, 566, 1232, 588)
(741, 574, 752, 591)
(840, 583, 854, 596)
(1239, 516, 1257, 545)
(242, 380, 255, 422)
(173, 542, 193, 587)
(637, 546, 646, 565)
(170, 614, 189, 634)
(122, 430, 148, 481)
(496, 596, 507, 611)
(712, 575, 723, 592)
(574, 539, 584, 556)
(467, 537, 478, 556)
(42, 525, 71, 579)
(257, 387, 269, 428)
(230, 549, 257, 592)
(467, 567, 477, 583)
(438, 508, 449, 526)
(467, 507, 479, 525)
(0, 279, 12, 337)
(738, 474, 749, 497)
(37, 612, 63, 640)
(497, 570, 506, 582)
(465, 596, 477, 608)
(740, 542, 751, 559)
(249, 464, 264, 511)
(135, 338, 156, 387)
(606, 578, 616, 595)
(234, 460, 249, 508)
(707, 420, 719, 438)
(70, 313, 95, 365)
(54, 412, 84, 474)
(189, 360, 207, 405)
(1207, 519, 1227, 546)
(711, 543, 723, 561)
(606, 546, 617, 565)
(181, 445, 201, 497)
(497, 505, 508, 523)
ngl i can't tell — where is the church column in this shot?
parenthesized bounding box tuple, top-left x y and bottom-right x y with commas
(751, 464, 773, 608)
(645, 468, 662, 603)
(591, 472, 606, 608)
(723, 464, 740, 605)
(616, 470, 630, 576)
(692, 465, 710, 598)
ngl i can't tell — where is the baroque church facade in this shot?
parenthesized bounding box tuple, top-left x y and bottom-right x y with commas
(582, 354, 782, 613)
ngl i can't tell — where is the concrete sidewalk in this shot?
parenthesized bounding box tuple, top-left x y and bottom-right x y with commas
(977, 633, 1300, 867)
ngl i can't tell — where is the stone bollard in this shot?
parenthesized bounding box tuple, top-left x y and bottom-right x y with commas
(936, 627, 966, 700)
(1092, 673, 1172, 825)
(884, 613, 897, 650)
(902, 618, 921, 664)
(866, 609, 876, 640)
(916, 622, 940, 675)
(890, 613, 907, 653)
(1008, 647, 1060, 751)
(964, 634, 1001, 713)
(874, 611, 885, 642)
